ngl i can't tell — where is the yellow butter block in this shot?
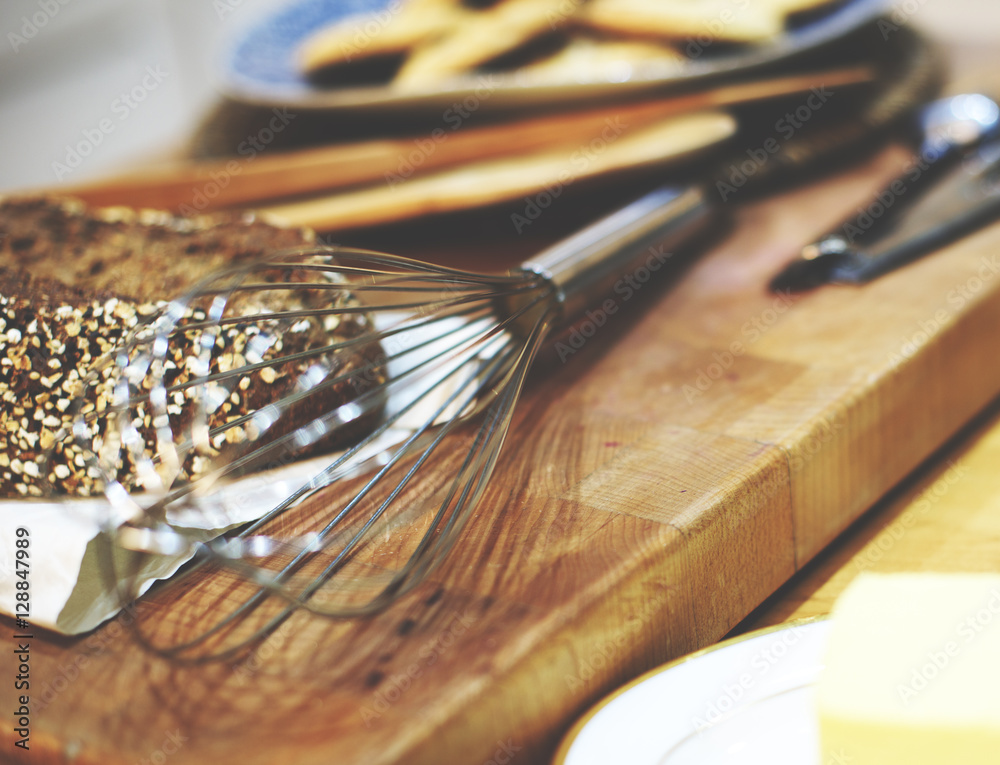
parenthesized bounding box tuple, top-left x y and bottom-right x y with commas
(817, 573, 1000, 764)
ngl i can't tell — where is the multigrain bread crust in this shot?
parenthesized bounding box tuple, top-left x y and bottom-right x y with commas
(0, 196, 383, 498)
(0, 195, 314, 297)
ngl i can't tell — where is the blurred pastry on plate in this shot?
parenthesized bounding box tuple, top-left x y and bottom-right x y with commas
(296, 0, 850, 90)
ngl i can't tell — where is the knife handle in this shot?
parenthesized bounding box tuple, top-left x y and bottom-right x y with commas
(773, 94, 1000, 291)
(807, 115, 993, 266)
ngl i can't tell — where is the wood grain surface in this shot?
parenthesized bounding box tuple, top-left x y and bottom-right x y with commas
(738, 395, 1000, 635)
(733, 0, 1000, 633)
(4, 4, 1000, 765)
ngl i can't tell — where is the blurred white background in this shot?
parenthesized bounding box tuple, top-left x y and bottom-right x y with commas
(0, 0, 997, 192)
(0, 0, 273, 190)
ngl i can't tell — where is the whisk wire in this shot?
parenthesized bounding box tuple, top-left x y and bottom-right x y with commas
(111, 282, 557, 660)
(177, 305, 554, 659)
(78, 181, 706, 659)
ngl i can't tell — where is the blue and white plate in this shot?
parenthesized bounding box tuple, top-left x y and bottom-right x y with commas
(217, 0, 887, 112)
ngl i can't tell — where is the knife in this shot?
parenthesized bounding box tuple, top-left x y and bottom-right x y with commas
(771, 93, 1000, 292)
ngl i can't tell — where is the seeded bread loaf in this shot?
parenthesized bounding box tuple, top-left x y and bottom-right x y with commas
(0, 195, 313, 298)
(0, 196, 382, 498)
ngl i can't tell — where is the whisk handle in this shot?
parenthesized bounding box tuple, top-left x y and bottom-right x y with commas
(519, 185, 713, 323)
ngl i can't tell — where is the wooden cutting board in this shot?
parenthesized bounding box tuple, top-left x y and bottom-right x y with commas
(8, 131, 1000, 764)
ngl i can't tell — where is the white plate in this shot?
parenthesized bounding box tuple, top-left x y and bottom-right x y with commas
(555, 619, 830, 765)
(217, 0, 887, 113)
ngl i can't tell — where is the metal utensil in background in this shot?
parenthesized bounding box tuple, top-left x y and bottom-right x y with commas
(771, 93, 1000, 290)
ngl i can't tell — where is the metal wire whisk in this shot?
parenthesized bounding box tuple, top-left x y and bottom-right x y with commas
(71, 185, 710, 660)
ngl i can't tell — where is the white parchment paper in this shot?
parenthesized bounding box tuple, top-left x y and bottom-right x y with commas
(0, 448, 391, 634)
